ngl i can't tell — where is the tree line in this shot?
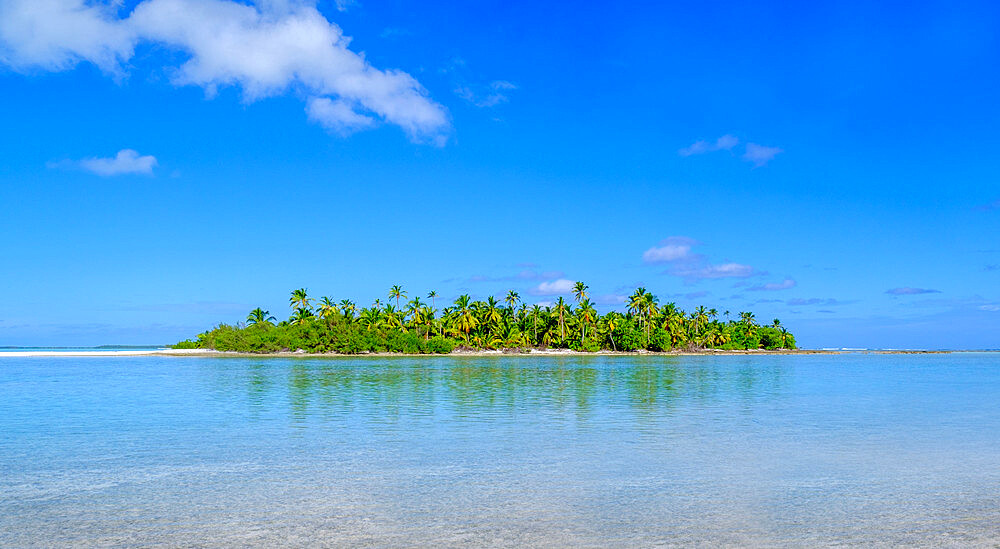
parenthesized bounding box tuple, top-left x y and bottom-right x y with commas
(176, 283, 796, 353)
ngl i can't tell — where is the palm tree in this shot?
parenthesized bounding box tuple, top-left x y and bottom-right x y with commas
(406, 297, 424, 331)
(740, 311, 758, 349)
(317, 296, 338, 320)
(530, 304, 542, 345)
(358, 307, 382, 330)
(627, 288, 648, 337)
(604, 312, 620, 351)
(290, 288, 311, 311)
(247, 308, 275, 326)
(338, 299, 356, 320)
(289, 307, 314, 325)
(553, 297, 569, 343)
(505, 290, 520, 317)
(642, 291, 659, 345)
(389, 285, 406, 310)
(692, 306, 709, 337)
(572, 281, 589, 303)
(453, 294, 478, 342)
(577, 298, 596, 341)
(427, 290, 438, 311)
(383, 304, 403, 331)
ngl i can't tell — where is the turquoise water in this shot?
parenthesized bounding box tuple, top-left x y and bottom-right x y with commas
(1, 354, 999, 547)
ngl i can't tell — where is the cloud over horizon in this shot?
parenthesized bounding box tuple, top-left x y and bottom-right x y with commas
(886, 287, 942, 295)
(748, 278, 797, 291)
(0, 0, 449, 143)
(642, 236, 761, 280)
(530, 278, 575, 296)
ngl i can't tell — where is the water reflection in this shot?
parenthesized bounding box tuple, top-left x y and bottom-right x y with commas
(213, 355, 789, 423)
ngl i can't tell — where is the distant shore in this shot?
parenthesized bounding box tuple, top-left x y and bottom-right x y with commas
(0, 348, 961, 358)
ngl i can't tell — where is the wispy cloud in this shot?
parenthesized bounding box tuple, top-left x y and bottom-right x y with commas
(379, 27, 412, 39)
(642, 236, 762, 280)
(674, 263, 758, 279)
(466, 270, 565, 283)
(742, 143, 783, 167)
(51, 149, 158, 176)
(0, 0, 448, 143)
(748, 278, 797, 291)
(787, 297, 852, 306)
(975, 199, 1000, 211)
(886, 287, 942, 295)
(530, 278, 575, 296)
(455, 80, 518, 108)
(678, 134, 739, 157)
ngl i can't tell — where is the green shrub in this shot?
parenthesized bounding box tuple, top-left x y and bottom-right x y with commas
(426, 336, 455, 354)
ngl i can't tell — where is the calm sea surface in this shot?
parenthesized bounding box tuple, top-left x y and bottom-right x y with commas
(1, 353, 999, 547)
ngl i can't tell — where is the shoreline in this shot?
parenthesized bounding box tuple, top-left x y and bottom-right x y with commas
(0, 348, 966, 358)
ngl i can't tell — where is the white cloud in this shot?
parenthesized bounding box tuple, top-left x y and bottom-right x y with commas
(306, 97, 375, 135)
(642, 239, 694, 263)
(530, 279, 575, 296)
(678, 134, 739, 156)
(69, 149, 158, 176)
(748, 278, 797, 291)
(0, 0, 135, 73)
(743, 143, 783, 167)
(0, 0, 448, 142)
(642, 236, 761, 280)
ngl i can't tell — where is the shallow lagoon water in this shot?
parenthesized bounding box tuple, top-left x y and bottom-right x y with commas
(1, 353, 999, 547)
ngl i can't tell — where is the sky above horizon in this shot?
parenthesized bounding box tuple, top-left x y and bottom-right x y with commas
(1, 0, 999, 349)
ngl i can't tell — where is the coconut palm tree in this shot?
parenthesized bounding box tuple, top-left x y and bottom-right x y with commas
(289, 307, 314, 325)
(290, 288, 311, 311)
(358, 307, 382, 330)
(427, 290, 438, 311)
(484, 296, 502, 333)
(338, 299, 356, 320)
(317, 297, 338, 320)
(453, 294, 478, 342)
(247, 308, 276, 326)
(383, 304, 403, 331)
(641, 291, 659, 345)
(530, 304, 542, 345)
(577, 298, 596, 341)
(572, 281, 589, 303)
(389, 285, 406, 310)
(553, 297, 569, 343)
(627, 287, 649, 338)
(604, 312, 621, 351)
(505, 290, 520, 317)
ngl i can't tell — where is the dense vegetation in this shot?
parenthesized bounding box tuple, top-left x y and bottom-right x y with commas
(175, 284, 796, 354)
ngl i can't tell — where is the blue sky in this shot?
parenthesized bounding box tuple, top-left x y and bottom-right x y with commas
(1, 0, 999, 348)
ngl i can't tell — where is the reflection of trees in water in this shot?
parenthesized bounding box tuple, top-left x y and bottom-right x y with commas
(225, 356, 787, 421)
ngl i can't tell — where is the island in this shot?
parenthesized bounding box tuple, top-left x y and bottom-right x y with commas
(175, 284, 796, 354)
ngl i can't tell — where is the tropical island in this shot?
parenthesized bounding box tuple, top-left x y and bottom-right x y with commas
(175, 283, 796, 354)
